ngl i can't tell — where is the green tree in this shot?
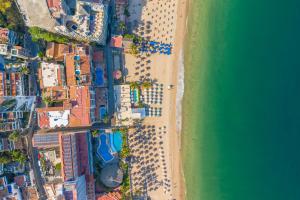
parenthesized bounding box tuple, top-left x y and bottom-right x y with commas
(129, 44, 139, 56)
(91, 130, 99, 137)
(55, 163, 61, 171)
(38, 51, 44, 58)
(102, 113, 110, 124)
(29, 27, 70, 43)
(0, 153, 12, 164)
(129, 82, 139, 89)
(8, 130, 20, 142)
(141, 81, 152, 89)
(11, 150, 27, 164)
(0, 0, 11, 13)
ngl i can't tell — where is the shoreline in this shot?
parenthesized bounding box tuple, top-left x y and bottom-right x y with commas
(169, 0, 189, 198)
(124, 0, 189, 198)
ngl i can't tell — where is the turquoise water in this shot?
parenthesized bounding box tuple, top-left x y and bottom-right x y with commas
(111, 131, 122, 152)
(183, 0, 300, 200)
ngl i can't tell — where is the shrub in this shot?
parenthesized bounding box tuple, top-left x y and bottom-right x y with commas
(8, 130, 20, 141)
(29, 27, 71, 43)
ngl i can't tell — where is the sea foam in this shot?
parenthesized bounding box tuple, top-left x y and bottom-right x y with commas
(176, 49, 184, 134)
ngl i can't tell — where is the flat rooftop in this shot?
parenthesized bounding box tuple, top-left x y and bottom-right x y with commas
(40, 62, 63, 88)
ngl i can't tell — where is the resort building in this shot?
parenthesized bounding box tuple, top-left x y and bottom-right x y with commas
(114, 85, 145, 126)
(16, 0, 109, 44)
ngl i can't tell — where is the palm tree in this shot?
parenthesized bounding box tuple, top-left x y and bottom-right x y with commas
(20, 66, 29, 75)
(91, 130, 99, 137)
(42, 95, 52, 107)
(141, 81, 152, 89)
(130, 82, 139, 89)
(118, 22, 126, 33)
(129, 44, 139, 56)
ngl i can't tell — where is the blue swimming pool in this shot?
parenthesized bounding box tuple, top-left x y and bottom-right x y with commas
(74, 55, 80, 60)
(99, 106, 107, 120)
(95, 67, 104, 86)
(97, 134, 114, 163)
(109, 131, 123, 153)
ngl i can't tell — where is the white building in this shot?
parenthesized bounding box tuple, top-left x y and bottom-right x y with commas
(114, 85, 145, 126)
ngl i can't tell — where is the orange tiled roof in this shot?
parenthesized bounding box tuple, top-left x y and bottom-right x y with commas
(69, 86, 91, 126)
(65, 54, 76, 86)
(37, 86, 92, 128)
(43, 86, 69, 101)
(37, 112, 50, 129)
(96, 191, 122, 200)
(46, 42, 71, 61)
(66, 53, 91, 86)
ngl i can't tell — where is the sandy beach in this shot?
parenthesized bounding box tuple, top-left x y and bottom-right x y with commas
(125, 0, 188, 199)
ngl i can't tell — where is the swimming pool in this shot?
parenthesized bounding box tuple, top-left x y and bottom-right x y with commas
(95, 67, 104, 86)
(131, 88, 140, 104)
(109, 131, 123, 153)
(99, 106, 107, 120)
(97, 134, 114, 163)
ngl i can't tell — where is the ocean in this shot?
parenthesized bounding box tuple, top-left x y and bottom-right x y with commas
(182, 0, 300, 200)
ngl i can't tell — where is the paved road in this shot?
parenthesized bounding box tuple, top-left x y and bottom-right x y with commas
(27, 122, 47, 200)
(105, 45, 115, 117)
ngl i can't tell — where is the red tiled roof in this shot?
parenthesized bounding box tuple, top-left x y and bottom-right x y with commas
(47, 0, 62, 10)
(110, 36, 123, 48)
(76, 132, 90, 175)
(93, 51, 104, 63)
(0, 28, 9, 43)
(46, 42, 71, 61)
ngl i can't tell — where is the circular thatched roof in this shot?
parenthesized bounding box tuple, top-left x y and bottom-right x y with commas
(100, 164, 123, 188)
